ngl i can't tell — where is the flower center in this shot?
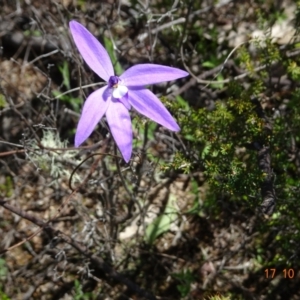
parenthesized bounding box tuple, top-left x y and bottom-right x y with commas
(108, 76, 119, 88)
(108, 76, 129, 108)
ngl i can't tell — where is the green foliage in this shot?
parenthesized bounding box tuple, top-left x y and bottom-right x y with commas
(177, 93, 262, 201)
(160, 151, 191, 174)
(173, 15, 300, 284)
(145, 194, 177, 244)
(59, 61, 71, 90)
(0, 94, 6, 108)
(0, 258, 8, 280)
(52, 90, 82, 112)
(175, 33, 300, 219)
(132, 116, 156, 150)
(0, 176, 13, 197)
(23, 29, 42, 37)
(53, 61, 82, 112)
(287, 60, 300, 80)
(172, 269, 195, 298)
(104, 37, 124, 75)
(0, 287, 10, 300)
(76, 0, 87, 11)
(255, 1, 287, 28)
(0, 259, 9, 300)
(73, 280, 95, 300)
(238, 45, 254, 74)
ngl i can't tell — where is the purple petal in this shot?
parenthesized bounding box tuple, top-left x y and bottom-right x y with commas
(106, 100, 133, 162)
(129, 88, 180, 131)
(75, 86, 110, 147)
(69, 21, 114, 81)
(120, 64, 189, 87)
(117, 93, 131, 110)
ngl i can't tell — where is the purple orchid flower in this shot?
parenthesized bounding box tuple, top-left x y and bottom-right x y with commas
(69, 20, 189, 162)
